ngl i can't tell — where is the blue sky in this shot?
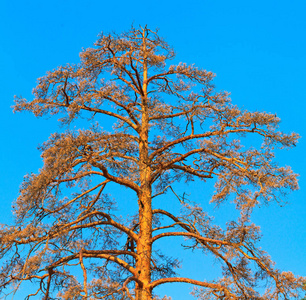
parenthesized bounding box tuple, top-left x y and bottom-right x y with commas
(0, 0, 305, 299)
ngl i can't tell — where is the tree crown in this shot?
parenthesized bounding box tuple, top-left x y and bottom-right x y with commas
(1, 26, 304, 299)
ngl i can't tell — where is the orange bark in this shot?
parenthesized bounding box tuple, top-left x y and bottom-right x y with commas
(135, 30, 153, 300)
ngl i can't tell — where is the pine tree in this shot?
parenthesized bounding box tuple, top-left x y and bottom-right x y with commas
(0, 26, 305, 299)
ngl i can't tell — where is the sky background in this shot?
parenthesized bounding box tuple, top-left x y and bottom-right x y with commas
(0, 0, 305, 299)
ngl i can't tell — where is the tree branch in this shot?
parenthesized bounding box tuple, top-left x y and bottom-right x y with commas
(49, 250, 136, 275)
(90, 159, 140, 193)
(149, 277, 236, 299)
(152, 231, 231, 246)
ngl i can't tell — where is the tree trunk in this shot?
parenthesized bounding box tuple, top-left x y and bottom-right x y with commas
(135, 182, 153, 300)
(135, 28, 153, 300)
(136, 128, 152, 299)
(136, 102, 152, 299)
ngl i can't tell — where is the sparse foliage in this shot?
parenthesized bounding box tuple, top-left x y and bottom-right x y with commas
(0, 26, 305, 299)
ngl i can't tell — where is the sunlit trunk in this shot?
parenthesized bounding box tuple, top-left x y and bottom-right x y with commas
(136, 109, 153, 300)
(135, 177, 153, 300)
(135, 28, 153, 300)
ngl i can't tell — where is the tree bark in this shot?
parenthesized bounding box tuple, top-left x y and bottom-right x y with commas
(135, 179, 153, 300)
(135, 29, 153, 300)
(136, 105, 153, 299)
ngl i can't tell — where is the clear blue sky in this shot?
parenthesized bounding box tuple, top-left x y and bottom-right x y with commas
(0, 0, 305, 299)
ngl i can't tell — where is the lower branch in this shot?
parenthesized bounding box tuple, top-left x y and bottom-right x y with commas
(149, 277, 237, 298)
(152, 231, 231, 246)
(49, 250, 136, 275)
(79, 249, 88, 298)
(122, 276, 143, 300)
